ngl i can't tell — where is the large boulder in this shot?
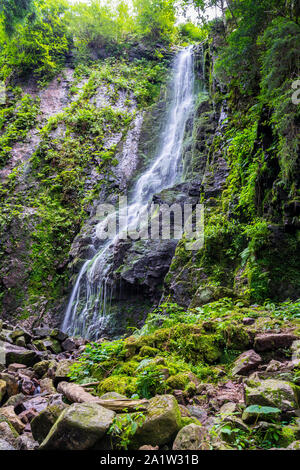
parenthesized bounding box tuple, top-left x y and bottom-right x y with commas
(40, 402, 115, 450)
(245, 379, 300, 411)
(33, 360, 56, 379)
(0, 342, 39, 367)
(53, 359, 74, 386)
(254, 333, 298, 352)
(130, 395, 182, 448)
(31, 403, 68, 444)
(172, 424, 210, 450)
(232, 350, 262, 376)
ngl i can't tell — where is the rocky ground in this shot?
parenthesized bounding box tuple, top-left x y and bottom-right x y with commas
(1, 301, 300, 451)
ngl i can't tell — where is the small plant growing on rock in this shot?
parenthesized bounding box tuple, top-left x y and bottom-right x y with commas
(108, 411, 146, 450)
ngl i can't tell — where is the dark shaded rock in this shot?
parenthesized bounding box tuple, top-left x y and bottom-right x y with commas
(0, 342, 39, 367)
(31, 403, 68, 444)
(232, 350, 262, 376)
(254, 333, 298, 352)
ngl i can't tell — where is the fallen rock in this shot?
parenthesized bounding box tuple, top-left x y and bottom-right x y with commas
(31, 403, 68, 444)
(172, 424, 210, 450)
(287, 441, 300, 450)
(40, 402, 115, 450)
(245, 379, 300, 411)
(0, 437, 17, 450)
(8, 364, 27, 373)
(61, 338, 78, 352)
(0, 342, 39, 367)
(232, 350, 262, 376)
(0, 379, 6, 402)
(291, 340, 300, 366)
(39, 378, 56, 394)
(53, 359, 74, 386)
(254, 333, 298, 352)
(0, 406, 25, 433)
(4, 393, 26, 407)
(0, 373, 19, 397)
(130, 395, 182, 448)
(18, 408, 38, 424)
(139, 445, 159, 450)
(16, 433, 39, 450)
(219, 402, 240, 417)
(33, 360, 56, 379)
(242, 318, 255, 326)
(0, 421, 18, 446)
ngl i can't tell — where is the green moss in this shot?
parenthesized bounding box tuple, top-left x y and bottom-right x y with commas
(166, 373, 190, 390)
(139, 346, 160, 357)
(97, 376, 138, 397)
(180, 416, 201, 427)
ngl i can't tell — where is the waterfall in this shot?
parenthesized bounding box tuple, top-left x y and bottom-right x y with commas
(62, 46, 195, 339)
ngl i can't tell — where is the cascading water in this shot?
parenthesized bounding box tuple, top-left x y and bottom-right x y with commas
(62, 46, 196, 339)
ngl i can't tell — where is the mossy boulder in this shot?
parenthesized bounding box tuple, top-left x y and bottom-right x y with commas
(40, 403, 115, 450)
(53, 359, 74, 386)
(97, 376, 138, 397)
(31, 403, 67, 444)
(1, 342, 39, 367)
(139, 346, 160, 357)
(245, 379, 300, 411)
(190, 334, 221, 364)
(33, 360, 56, 379)
(129, 395, 182, 448)
(279, 425, 300, 448)
(166, 372, 199, 392)
(172, 424, 210, 450)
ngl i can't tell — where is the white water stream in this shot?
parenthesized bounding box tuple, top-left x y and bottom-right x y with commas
(62, 46, 195, 339)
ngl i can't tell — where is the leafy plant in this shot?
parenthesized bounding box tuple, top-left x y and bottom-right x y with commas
(108, 411, 146, 449)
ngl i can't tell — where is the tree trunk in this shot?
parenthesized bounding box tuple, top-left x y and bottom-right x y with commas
(57, 381, 149, 412)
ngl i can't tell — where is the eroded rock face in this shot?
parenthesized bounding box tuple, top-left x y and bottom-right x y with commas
(40, 402, 115, 450)
(172, 424, 210, 450)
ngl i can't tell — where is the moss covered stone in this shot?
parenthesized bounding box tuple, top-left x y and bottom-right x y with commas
(40, 402, 115, 450)
(97, 376, 138, 398)
(129, 395, 182, 449)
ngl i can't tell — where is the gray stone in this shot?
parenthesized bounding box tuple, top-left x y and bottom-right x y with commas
(130, 395, 182, 448)
(173, 424, 210, 450)
(245, 379, 300, 411)
(232, 350, 262, 376)
(40, 402, 115, 450)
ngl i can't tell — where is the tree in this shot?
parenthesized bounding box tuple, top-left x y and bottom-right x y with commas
(0, 0, 34, 35)
(133, 0, 176, 45)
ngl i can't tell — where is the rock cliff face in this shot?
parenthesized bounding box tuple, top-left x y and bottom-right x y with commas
(0, 53, 173, 330)
(0, 31, 299, 336)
